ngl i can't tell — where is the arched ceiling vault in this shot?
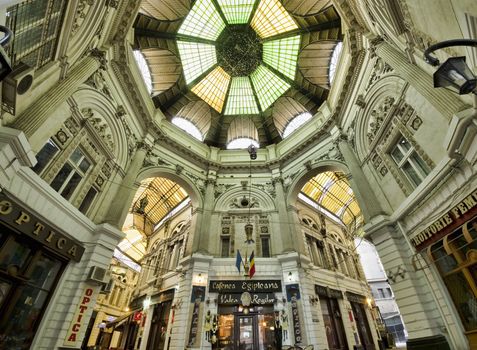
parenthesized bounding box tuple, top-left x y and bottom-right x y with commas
(134, 1, 342, 148)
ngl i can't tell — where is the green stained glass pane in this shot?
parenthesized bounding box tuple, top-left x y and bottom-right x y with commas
(225, 77, 259, 115)
(217, 0, 256, 24)
(177, 41, 217, 84)
(250, 65, 290, 110)
(263, 35, 301, 79)
(178, 0, 226, 40)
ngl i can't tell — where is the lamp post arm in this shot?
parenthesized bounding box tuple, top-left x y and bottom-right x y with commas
(0, 25, 13, 47)
(424, 39, 477, 66)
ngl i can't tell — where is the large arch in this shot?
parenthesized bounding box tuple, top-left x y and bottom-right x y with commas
(286, 160, 350, 207)
(136, 166, 204, 210)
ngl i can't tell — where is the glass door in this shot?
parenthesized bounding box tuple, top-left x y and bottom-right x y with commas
(237, 316, 254, 350)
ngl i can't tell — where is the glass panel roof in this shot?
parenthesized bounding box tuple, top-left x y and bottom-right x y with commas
(191, 66, 231, 113)
(172, 117, 204, 140)
(178, 0, 226, 40)
(263, 35, 301, 79)
(282, 112, 312, 137)
(329, 42, 343, 84)
(301, 171, 363, 232)
(133, 50, 152, 93)
(224, 77, 259, 115)
(251, 0, 298, 38)
(250, 65, 290, 110)
(177, 41, 217, 84)
(227, 137, 259, 149)
(217, 0, 256, 24)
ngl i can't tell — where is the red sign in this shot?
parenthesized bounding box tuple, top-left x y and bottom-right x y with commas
(64, 286, 97, 346)
(134, 311, 143, 322)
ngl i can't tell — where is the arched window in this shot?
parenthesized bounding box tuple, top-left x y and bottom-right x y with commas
(172, 117, 203, 141)
(227, 138, 259, 150)
(133, 50, 153, 94)
(329, 42, 343, 84)
(282, 112, 313, 138)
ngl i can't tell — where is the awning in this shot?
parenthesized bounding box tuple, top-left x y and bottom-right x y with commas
(106, 311, 134, 328)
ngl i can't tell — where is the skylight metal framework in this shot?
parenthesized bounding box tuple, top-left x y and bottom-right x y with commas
(177, 41, 217, 84)
(217, 0, 256, 24)
(191, 66, 231, 113)
(225, 77, 260, 115)
(251, 0, 298, 38)
(178, 0, 226, 40)
(250, 65, 290, 110)
(263, 35, 301, 79)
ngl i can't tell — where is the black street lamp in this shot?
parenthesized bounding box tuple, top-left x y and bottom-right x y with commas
(0, 25, 13, 82)
(424, 39, 477, 95)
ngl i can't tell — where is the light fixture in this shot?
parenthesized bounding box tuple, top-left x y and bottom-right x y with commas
(424, 39, 477, 95)
(143, 296, 151, 310)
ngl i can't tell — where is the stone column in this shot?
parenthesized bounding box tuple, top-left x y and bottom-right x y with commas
(336, 137, 385, 222)
(367, 220, 453, 349)
(9, 52, 103, 141)
(197, 171, 217, 254)
(372, 39, 467, 119)
(102, 142, 150, 228)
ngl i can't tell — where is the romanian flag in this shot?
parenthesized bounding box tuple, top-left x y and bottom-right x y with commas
(236, 250, 243, 273)
(249, 251, 255, 278)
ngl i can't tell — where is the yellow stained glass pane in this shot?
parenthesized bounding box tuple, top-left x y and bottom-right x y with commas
(251, 0, 298, 39)
(192, 67, 231, 113)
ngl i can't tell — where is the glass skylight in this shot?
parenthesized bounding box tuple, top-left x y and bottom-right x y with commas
(251, 0, 298, 38)
(225, 77, 259, 115)
(217, 0, 256, 24)
(178, 0, 226, 40)
(282, 112, 312, 138)
(329, 42, 343, 84)
(227, 137, 259, 149)
(177, 41, 217, 84)
(250, 65, 290, 110)
(133, 50, 153, 93)
(172, 117, 204, 140)
(192, 66, 231, 113)
(263, 35, 301, 79)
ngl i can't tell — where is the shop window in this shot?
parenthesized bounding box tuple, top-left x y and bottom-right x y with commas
(32, 138, 59, 175)
(5, 0, 67, 69)
(390, 136, 430, 188)
(429, 221, 477, 333)
(0, 233, 64, 349)
(50, 147, 92, 200)
(261, 236, 270, 257)
(221, 236, 230, 257)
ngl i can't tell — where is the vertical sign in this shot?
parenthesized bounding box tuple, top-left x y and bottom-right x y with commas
(64, 285, 98, 346)
(188, 286, 205, 347)
(286, 284, 302, 345)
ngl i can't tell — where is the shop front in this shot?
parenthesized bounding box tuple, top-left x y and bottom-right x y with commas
(209, 280, 281, 350)
(412, 190, 477, 348)
(315, 285, 348, 350)
(0, 193, 85, 349)
(346, 292, 375, 350)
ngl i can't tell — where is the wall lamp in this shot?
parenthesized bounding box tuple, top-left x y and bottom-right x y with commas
(0, 25, 13, 82)
(424, 39, 477, 95)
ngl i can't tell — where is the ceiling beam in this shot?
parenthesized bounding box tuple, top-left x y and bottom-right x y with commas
(261, 19, 341, 42)
(135, 28, 217, 46)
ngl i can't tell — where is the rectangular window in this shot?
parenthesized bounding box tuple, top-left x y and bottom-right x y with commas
(390, 136, 431, 187)
(79, 187, 98, 214)
(261, 236, 270, 257)
(50, 148, 91, 200)
(32, 138, 59, 174)
(221, 236, 230, 257)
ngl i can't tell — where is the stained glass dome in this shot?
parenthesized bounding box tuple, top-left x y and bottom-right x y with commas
(134, 0, 342, 147)
(176, 0, 300, 114)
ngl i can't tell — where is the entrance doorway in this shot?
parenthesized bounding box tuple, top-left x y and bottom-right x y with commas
(216, 306, 275, 350)
(350, 302, 375, 350)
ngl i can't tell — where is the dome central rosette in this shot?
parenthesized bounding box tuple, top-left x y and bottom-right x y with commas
(216, 25, 262, 77)
(176, 0, 301, 114)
